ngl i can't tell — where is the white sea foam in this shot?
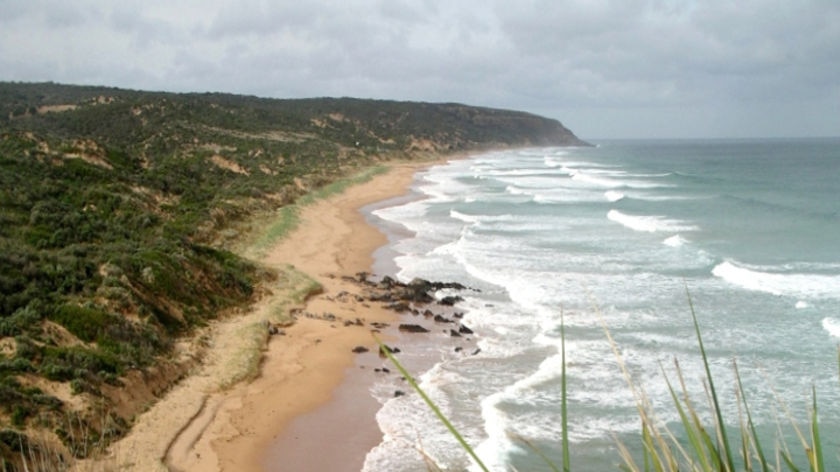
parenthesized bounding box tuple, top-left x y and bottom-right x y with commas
(570, 171, 623, 188)
(449, 209, 517, 225)
(544, 157, 562, 168)
(533, 189, 607, 204)
(504, 185, 531, 196)
(796, 300, 810, 309)
(822, 318, 840, 338)
(605, 190, 625, 202)
(663, 234, 687, 247)
(712, 260, 840, 299)
(607, 210, 698, 233)
(473, 350, 570, 470)
(570, 170, 672, 189)
(449, 209, 481, 224)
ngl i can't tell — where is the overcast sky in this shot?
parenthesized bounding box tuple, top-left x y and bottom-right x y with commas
(2, 0, 838, 139)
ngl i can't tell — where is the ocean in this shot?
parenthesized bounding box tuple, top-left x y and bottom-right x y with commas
(361, 138, 840, 471)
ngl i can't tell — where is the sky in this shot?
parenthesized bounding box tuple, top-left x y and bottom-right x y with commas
(1, 0, 839, 139)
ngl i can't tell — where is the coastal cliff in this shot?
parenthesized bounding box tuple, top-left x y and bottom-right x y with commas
(0, 81, 587, 468)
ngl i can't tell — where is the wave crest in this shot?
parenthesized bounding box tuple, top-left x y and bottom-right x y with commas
(607, 210, 698, 233)
(712, 260, 840, 299)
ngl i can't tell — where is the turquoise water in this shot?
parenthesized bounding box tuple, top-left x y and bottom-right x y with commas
(362, 138, 840, 471)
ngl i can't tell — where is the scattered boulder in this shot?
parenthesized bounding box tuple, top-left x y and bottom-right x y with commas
(379, 345, 401, 357)
(399, 324, 430, 334)
(387, 301, 411, 312)
(439, 295, 464, 306)
(458, 324, 474, 335)
(434, 314, 453, 323)
(352, 346, 370, 354)
(394, 390, 406, 398)
(449, 329, 462, 337)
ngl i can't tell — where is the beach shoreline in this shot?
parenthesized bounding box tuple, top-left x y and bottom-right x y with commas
(82, 157, 447, 472)
(178, 159, 440, 472)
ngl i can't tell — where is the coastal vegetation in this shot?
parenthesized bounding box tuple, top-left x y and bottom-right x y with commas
(0, 81, 586, 469)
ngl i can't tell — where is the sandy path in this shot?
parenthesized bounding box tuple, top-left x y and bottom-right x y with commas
(81, 160, 436, 471)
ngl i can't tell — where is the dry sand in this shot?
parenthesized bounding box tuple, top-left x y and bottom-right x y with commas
(82, 159, 438, 471)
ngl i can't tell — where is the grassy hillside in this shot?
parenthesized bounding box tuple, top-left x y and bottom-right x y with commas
(0, 81, 587, 469)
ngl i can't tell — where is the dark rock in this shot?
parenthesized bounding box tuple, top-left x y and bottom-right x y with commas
(455, 347, 463, 352)
(399, 324, 430, 334)
(449, 329, 462, 337)
(434, 314, 453, 323)
(380, 275, 397, 289)
(458, 324, 474, 335)
(378, 345, 401, 357)
(394, 390, 406, 398)
(439, 295, 464, 306)
(423, 309, 434, 318)
(352, 346, 370, 354)
(472, 348, 481, 356)
(453, 312, 465, 319)
(387, 301, 411, 312)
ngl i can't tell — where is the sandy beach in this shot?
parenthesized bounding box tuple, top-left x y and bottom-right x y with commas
(83, 159, 441, 471)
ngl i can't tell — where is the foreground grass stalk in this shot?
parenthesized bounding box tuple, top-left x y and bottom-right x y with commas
(809, 387, 824, 472)
(375, 336, 490, 472)
(560, 309, 570, 472)
(734, 360, 770, 472)
(685, 285, 735, 472)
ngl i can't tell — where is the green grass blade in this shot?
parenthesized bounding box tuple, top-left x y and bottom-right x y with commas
(560, 309, 571, 472)
(734, 360, 770, 472)
(781, 449, 801, 472)
(512, 434, 562, 472)
(685, 284, 734, 472)
(375, 336, 490, 472)
(810, 386, 824, 472)
(662, 361, 713, 470)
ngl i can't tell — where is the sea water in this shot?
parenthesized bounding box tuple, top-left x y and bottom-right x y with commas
(361, 138, 840, 471)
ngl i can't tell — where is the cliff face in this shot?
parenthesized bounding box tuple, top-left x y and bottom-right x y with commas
(0, 81, 587, 467)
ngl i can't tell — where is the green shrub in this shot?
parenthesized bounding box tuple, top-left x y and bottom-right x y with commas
(50, 304, 112, 343)
(0, 305, 41, 337)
